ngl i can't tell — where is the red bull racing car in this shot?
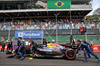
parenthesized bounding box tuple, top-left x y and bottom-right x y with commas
(34, 43, 76, 60)
(7, 43, 76, 60)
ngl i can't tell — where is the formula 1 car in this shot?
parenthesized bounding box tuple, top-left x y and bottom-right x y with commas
(6, 43, 76, 60)
(34, 43, 76, 60)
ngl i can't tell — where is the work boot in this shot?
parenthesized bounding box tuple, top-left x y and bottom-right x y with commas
(19, 57, 24, 60)
(98, 60, 100, 63)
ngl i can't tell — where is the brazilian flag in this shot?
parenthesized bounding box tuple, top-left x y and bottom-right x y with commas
(48, 0, 71, 9)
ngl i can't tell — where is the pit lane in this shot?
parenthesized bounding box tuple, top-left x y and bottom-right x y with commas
(0, 51, 100, 66)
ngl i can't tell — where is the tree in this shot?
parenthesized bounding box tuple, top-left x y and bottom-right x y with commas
(86, 15, 100, 23)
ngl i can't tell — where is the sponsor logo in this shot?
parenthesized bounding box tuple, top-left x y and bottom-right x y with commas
(18, 32, 40, 37)
(18, 32, 23, 37)
(80, 28, 84, 33)
(93, 46, 99, 51)
(15, 31, 44, 39)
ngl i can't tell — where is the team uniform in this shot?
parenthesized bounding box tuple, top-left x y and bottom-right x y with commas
(17, 39, 24, 60)
(30, 40, 35, 53)
(43, 39, 47, 45)
(30, 41, 35, 46)
(17, 39, 22, 46)
(72, 39, 75, 45)
(77, 42, 100, 63)
(83, 41, 91, 58)
(7, 41, 12, 51)
(1, 40, 6, 52)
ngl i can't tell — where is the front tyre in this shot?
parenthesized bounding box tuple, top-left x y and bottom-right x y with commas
(65, 50, 76, 60)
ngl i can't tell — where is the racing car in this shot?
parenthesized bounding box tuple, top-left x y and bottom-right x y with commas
(34, 43, 76, 60)
(6, 43, 76, 60)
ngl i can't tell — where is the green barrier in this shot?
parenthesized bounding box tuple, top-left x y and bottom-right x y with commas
(45, 35, 100, 41)
(5, 37, 13, 40)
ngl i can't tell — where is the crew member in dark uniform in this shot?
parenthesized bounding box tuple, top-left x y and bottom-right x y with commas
(29, 39, 35, 53)
(7, 39, 13, 51)
(18, 38, 24, 60)
(1, 37, 6, 53)
(29, 39, 35, 46)
(80, 39, 91, 58)
(17, 37, 22, 46)
(43, 38, 47, 45)
(77, 40, 100, 63)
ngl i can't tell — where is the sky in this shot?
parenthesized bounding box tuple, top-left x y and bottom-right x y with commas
(88, 0, 100, 15)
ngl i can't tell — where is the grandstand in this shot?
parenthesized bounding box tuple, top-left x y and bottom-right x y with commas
(0, 0, 92, 19)
(0, 0, 100, 45)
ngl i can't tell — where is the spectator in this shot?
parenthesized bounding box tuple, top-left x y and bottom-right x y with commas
(34, 24, 37, 30)
(0, 19, 96, 30)
(91, 23, 95, 29)
(45, 22, 48, 29)
(67, 24, 70, 29)
(24, 23, 27, 30)
(57, 24, 59, 29)
(17, 24, 20, 30)
(12, 24, 15, 30)
(65, 24, 67, 29)
(3, 24, 6, 30)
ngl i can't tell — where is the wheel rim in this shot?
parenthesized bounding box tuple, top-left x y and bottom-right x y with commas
(67, 51, 75, 57)
(66, 50, 76, 59)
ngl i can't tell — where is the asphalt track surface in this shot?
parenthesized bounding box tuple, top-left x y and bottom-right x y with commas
(0, 51, 100, 66)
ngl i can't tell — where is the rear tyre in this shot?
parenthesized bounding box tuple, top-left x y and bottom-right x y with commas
(14, 47, 20, 58)
(65, 50, 76, 60)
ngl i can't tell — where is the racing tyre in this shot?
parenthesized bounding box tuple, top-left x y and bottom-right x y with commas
(14, 47, 20, 58)
(65, 50, 76, 60)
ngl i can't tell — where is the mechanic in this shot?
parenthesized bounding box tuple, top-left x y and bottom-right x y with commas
(17, 37, 22, 46)
(43, 38, 47, 45)
(17, 37, 25, 60)
(70, 38, 76, 48)
(77, 40, 100, 63)
(52, 39, 55, 43)
(29, 39, 35, 46)
(1, 37, 6, 53)
(72, 39, 75, 45)
(29, 39, 35, 53)
(7, 39, 13, 51)
(83, 40, 100, 62)
(80, 39, 91, 58)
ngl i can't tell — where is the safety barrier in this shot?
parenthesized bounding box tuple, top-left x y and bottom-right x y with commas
(0, 45, 18, 50)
